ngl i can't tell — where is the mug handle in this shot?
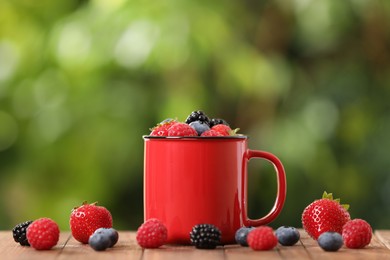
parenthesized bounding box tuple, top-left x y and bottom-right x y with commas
(243, 149, 287, 227)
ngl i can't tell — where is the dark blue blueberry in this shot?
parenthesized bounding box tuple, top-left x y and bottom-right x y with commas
(93, 228, 119, 248)
(189, 121, 210, 135)
(88, 232, 111, 251)
(235, 227, 255, 246)
(275, 226, 300, 246)
(318, 232, 343, 251)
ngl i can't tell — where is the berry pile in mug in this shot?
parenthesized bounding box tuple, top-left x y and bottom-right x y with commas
(12, 201, 118, 251)
(149, 110, 239, 137)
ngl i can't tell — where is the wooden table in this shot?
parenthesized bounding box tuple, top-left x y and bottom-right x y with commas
(1, 230, 390, 259)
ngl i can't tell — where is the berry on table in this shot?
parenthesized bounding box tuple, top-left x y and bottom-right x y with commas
(190, 224, 221, 249)
(318, 232, 344, 251)
(168, 123, 198, 137)
(342, 219, 372, 249)
(247, 226, 278, 251)
(89, 231, 111, 251)
(70, 201, 113, 244)
(185, 110, 211, 126)
(189, 121, 210, 136)
(235, 226, 255, 247)
(26, 218, 60, 250)
(12, 220, 33, 246)
(302, 191, 350, 240)
(136, 218, 167, 248)
(93, 228, 119, 248)
(275, 226, 300, 246)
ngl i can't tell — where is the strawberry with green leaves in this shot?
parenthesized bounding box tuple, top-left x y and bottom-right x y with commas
(302, 192, 350, 240)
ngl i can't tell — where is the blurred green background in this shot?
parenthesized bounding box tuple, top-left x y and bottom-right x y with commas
(1, 0, 389, 231)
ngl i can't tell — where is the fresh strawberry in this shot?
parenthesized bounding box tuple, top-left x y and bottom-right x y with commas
(150, 119, 177, 136)
(211, 124, 232, 136)
(201, 129, 223, 136)
(70, 201, 113, 244)
(136, 218, 167, 248)
(167, 123, 198, 137)
(302, 192, 350, 240)
(26, 218, 60, 250)
(342, 219, 372, 249)
(247, 226, 278, 250)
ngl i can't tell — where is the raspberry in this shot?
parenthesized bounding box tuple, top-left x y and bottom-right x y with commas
(150, 119, 177, 136)
(70, 202, 113, 244)
(235, 227, 255, 247)
(185, 110, 211, 126)
(275, 226, 300, 246)
(136, 218, 167, 248)
(200, 129, 223, 137)
(168, 123, 198, 137)
(318, 232, 343, 251)
(247, 226, 278, 251)
(190, 224, 221, 249)
(26, 218, 60, 250)
(12, 220, 33, 246)
(342, 219, 372, 249)
(211, 124, 233, 136)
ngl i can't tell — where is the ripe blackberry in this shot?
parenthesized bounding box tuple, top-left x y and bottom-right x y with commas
(190, 224, 221, 249)
(209, 118, 229, 128)
(12, 220, 33, 246)
(185, 111, 210, 126)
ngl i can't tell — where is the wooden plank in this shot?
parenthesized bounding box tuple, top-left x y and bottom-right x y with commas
(143, 244, 225, 260)
(57, 231, 143, 260)
(224, 244, 282, 260)
(0, 230, 68, 260)
(376, 230, 390, 250)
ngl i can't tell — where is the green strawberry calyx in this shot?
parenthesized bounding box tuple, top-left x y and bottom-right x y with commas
(322, 191, 350, 211)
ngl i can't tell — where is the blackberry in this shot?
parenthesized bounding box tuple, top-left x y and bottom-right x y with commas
(12, 220, 33, 246)
(209, 118, 229, 128)
(190, 224, 221, 249)
(185, 111, 210, 126)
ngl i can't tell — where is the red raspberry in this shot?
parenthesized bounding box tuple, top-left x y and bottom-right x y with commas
(211, 124, 232, 136)
(150, 120, 177, 136)
(201, 129, 223, 137)
(167, 123, 198, 137)
(26, 218, 60, 250)
(136, 218, 167, 248)
(247, 226, 278, 250)
(342, 219, 372, 249)
(70, 202, 113, 244)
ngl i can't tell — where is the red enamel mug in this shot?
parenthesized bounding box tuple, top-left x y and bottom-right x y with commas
(143, 136, 286, 244)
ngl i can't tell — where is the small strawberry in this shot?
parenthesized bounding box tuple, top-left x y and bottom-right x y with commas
(168, 122, 198, 137)
(211, 124, 239, 136)
(201, 129, 223, 137)
(70, 201, 113, 244)
(150, 119, 177, 136)
(136, 218, 167, 248)
(247, 226, 278, 250)
(302, 192, 350, 240)
(26, 218, 60, 250)
(342, 219, 372, 249)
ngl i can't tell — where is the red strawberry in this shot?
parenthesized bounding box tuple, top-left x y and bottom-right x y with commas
(342, 219, 372, 249)
(168, 123, 198, 137)
(150, 119, 177, 136)
(70, 201, 113, 244)
(26, 218, 60, 250)
(247, 226, 278, 250)
(201, 129, 223, 136)
(136, 218, 167, 248)
(211, 124, 232, 136)
(302, 192, 350, 240)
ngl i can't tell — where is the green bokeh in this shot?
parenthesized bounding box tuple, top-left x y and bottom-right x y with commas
(1, 0, 389, 231)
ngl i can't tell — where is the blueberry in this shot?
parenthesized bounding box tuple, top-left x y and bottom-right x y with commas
(235, 227, 254, 246)
(88, 232, 111, 251)
(275, 226, 300, 246)
(189, 121, 210, 135)
(318, 232, 343, 251)
(93, 228, 119, 247)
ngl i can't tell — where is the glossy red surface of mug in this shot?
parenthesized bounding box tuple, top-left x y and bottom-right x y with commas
(143, 136, 286, 244)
